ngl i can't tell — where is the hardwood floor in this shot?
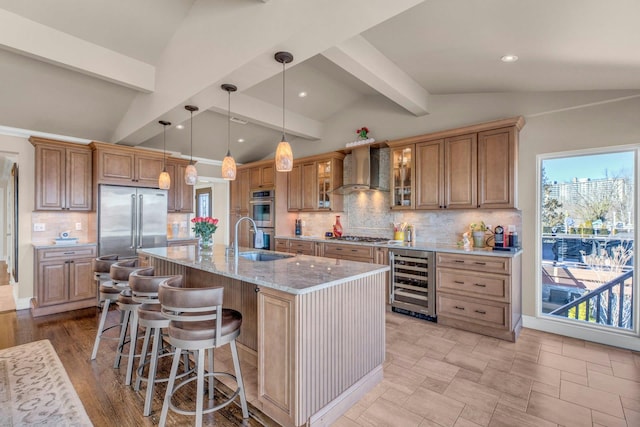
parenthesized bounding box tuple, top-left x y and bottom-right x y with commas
(1, 306, 639, 426)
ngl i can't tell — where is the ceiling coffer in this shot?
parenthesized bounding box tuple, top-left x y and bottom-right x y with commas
(332, 145, 388, 194)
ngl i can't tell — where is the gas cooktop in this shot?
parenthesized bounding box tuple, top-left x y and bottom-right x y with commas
(328, 235, 388, 243)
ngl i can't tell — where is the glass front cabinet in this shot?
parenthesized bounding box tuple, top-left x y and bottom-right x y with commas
(390, 145, 414, 209)
(317, 160, 332, 210)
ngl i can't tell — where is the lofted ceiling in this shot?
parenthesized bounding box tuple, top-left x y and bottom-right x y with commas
(1, 0, 640, 166)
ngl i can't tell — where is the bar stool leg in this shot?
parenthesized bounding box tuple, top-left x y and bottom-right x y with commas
(159, 348, 183, 427)
(114, 308, 132, 369)
(143, 326, 162, 416)
(230, 340, 249, 418)
(207, 348, 214, 402)
(90, 298, 112, 360)
(196, 348, 205, 427)
(134, 327, 152, 391)
(125, 308, 140, 385)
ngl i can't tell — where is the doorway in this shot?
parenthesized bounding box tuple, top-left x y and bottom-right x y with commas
(0, 155, 17, 312)
(539, 149, 635, 333)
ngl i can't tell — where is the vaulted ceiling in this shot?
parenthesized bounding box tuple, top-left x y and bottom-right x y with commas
(1, 0, 639, 165)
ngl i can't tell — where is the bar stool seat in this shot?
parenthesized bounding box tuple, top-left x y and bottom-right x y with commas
(93, 254, 119, 306)
(158, 281, 249, 427)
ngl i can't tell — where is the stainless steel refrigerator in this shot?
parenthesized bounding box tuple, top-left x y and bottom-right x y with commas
(98, 185, 168, 257)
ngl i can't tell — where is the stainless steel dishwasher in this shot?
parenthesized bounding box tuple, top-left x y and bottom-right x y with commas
(389, 248, 436, 321)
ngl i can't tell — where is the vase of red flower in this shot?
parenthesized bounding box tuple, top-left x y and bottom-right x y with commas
(191, 216, 219, 250)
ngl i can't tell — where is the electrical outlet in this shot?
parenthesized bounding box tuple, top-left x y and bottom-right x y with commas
(34, 223, 45, 232)
(75, 222, 82, 230)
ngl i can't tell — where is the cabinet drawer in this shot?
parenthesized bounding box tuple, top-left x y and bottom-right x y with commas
(275, 240, 289, 252)
(289, 240, 315, 255)
(436, 252, 510, 274)
(438, 293, 508, 329)
(37, 246, 97, 262)
(437, 268, 509, 300)
(323, 243, 373, 261)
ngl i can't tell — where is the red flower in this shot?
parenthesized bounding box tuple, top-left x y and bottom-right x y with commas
(191, 216, 219, 239)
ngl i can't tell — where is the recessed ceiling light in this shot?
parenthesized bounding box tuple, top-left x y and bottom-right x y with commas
(298, 91, 307, 98)
(501, 55, 518, 63)
(237, 138, 245, 143)
(176, 124, 184, 130)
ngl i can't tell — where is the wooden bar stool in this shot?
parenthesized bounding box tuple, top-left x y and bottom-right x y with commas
(158, 281, 249, 427)
(129, 273, 192, 415)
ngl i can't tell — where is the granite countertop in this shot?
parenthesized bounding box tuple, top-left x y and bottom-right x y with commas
(32, 242, 97, 249)
(138, 245, 389, 295)
(274, 235, 522, 257)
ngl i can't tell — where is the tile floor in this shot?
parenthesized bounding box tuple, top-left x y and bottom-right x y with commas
(215, 310, 640, 427)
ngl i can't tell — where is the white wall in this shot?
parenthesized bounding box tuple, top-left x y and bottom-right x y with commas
(0, 134, 35, 308)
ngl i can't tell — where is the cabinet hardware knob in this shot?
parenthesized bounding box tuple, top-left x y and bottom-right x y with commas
(454, 306, 465, 310)
(255, 287, 260, 293)
(474, 283, 487, 287)
(454, 280, 464, 284)
(454, 260, 464, 263)
(475, 310, 486, 314)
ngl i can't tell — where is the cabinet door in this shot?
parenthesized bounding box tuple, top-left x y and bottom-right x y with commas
(177, 164, 194, 212)
(66, 147, 92, 210)
(238, 169, 250, 212)
(165, 162, 178, 212)
(390, 146, 414, 209)
(317, 160, 331, 210)
(416, 139, 444, 209)
(99, 149, 136, 183)
(240, 281, 258, 351)
(478, 127, 515, 208)
(445, 133, 477, 209)
(301, 162, 316, 211)
(35, 144, 65, 210)
(250, 165, 275, 189)
(287, 164, 302, 211)
(38, 261, 67, 306)
(69, 258, 95, 301)
(135, 154, 164, 187)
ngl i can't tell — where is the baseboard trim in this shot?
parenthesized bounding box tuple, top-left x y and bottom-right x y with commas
(16, 297, 31, 311)
(522, 315, 640, 351)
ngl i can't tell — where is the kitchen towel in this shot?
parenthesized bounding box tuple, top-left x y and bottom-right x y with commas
(254, 230, 264, 249)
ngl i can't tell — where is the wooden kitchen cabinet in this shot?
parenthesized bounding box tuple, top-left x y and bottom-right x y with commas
(478, 126, 517, 208)
(288, 153, 344, 212)
(166, 157, 194, 213)
(32, 244, 97, 317)
(250, 164, 275, 189)
(274, 238, 316, 255)
(90, 141, 165, 188)
(30, 137, 92, 211)
(436, 252, 522, 341)
(390, 145, 414, 209)
(229, 168, 251, 248)
(322, 242, 374, 263)
(389, 116, 524, 210)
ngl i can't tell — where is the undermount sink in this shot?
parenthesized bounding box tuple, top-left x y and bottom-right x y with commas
(238, 251, 294, 262)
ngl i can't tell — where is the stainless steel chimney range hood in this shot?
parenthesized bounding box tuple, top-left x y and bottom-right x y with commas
(332, 144, 388, 194)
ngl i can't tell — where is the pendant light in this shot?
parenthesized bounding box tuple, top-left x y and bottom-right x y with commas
(221, 84, 237, 180)
(184, 105, 199, 185)
(158, 120, 171, 190)
(274, 51, 294, 172)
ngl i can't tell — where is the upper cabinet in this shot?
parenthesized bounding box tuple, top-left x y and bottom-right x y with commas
(250, 164, 275, 189)
(165, 157, 194, 213)
(389, 117, 524, 210)
(30, 137, 92, 211)
(287, 153, 344, 212)
(90, 141, 164, 188)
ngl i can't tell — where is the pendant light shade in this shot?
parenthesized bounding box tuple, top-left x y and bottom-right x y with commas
(184, 105, 199, 185)
(158, 120, 171, 190)
(221, 83, 237, 181)
(275, 51, 294, 172)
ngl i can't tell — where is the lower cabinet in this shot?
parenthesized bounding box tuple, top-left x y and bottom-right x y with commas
(435, 252, 522, 341)
(274, 238, 317, 256)
(322, 242, 374, 262)
(32, 245, 97, 317)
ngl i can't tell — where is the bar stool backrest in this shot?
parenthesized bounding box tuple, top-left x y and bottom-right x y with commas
(94, 254, 119, 274)
(159, 281, 224, 343)
(110, 260, 153, 284)
(129, 273, 183, 304)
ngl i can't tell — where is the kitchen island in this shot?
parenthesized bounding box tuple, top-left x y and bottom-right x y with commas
(138, 245, 389, 427)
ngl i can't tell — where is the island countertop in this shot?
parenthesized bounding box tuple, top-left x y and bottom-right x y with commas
(138, 245, 389, 295)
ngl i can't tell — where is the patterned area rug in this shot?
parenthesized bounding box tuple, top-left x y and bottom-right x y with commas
(0, 340, 92, 426)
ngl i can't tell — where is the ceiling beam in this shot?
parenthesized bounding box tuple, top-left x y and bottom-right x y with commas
(111, 0, 425, 144)
(0, 9, 155, 92)
(322, 35, 430, 116)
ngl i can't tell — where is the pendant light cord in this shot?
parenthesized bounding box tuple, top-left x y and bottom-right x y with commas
(282, 60, 286, 138)
(190, 110, 194, 165)
(227, 90, 231, 155)
(162, 124, 167, 171)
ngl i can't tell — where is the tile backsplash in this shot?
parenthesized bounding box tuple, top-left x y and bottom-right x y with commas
(31, 212, 96, 245)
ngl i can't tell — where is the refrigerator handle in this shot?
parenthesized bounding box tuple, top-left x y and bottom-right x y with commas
(137, 194, 143, 248)
(389, 251, 395, 303)
(130, 194, 136, 249)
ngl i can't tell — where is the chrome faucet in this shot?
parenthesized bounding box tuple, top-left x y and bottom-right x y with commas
(233, 216, 257, 259)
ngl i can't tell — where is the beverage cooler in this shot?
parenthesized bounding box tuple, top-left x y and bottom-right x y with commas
(389, 248, 436, 320)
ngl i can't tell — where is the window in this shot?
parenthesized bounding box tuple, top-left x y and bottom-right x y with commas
(195, 187, 212, 218)
(539, 150, 635, 332)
